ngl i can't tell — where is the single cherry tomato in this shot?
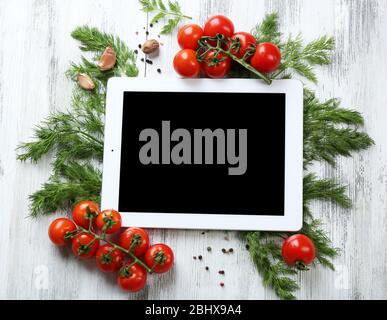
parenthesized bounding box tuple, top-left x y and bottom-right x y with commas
(282, 234, 316, 269)
(72, 200, 99, 229)
(250, 42, 281, 73)
(203, 50, 232, 79)
(178, 24, 204, 50)
(173, 49, 201, 78)
(95, 209, 122, 235)
(119, 227, 150, 257)
(72, 233, 100, 259)
(230, 32, 257, 59)
(117, 263, 147, 292)
(96, 244, 124, 273)
(144, 244, 174, 274)
(204, 15, 235, 38)
(48, 218, 77, 246)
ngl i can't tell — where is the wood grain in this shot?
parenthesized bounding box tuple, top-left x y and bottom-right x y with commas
(0, 0, 386, 300)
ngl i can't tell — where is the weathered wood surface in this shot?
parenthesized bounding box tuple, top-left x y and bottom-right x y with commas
(0, 0, 386, 300)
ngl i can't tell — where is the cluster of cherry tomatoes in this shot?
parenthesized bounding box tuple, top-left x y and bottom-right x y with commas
(48, 200, 174, 293)
(173, 15, 282, 79)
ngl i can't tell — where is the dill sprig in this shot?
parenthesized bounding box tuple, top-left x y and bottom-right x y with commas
(139, 0, 192, 34)
(17, 27, 138, 216)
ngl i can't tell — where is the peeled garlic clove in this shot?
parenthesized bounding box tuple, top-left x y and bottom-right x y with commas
(98, 46, 117, 71)
(142, 39, 160, 54)
(77, 73, 95, 91)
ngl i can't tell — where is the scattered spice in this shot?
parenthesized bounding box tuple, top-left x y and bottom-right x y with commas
(207, 246, 212, 252)
(146, 59, 153, 65)
(205, 266, 209, 271)
(222, 248, 227, 253)
(218, 270, 225, 275)
(142, 39, 160, 54)
(146, 31, 150, 36)
(224, 236, 230, 241)
(138, 44, 142, 49)
(134, 50, 138, 54)
(201, 231, 206, 235)
(198, 255, 203, 260)
(220, 282, 225, 287)
(157, 68, 162, 74)
(229, 248, 234, 253)
(193, 256, 197, 260)
(245, 244, 250, 251)
(141, 58, 145, 62)
(150, 23, 154, 28)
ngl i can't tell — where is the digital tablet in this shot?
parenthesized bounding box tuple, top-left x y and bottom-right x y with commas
(101, 78, 303, 231)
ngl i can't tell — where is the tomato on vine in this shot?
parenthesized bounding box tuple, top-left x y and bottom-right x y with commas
(72, 200, 99, 229)
(250, 42, 281, 73)
(96, 244, 124, 273)
(178, 24, 204, 50)
(48, 218, 77, 246)
(119, 227, 150, 257)
(144, 244, 174, 274)
(204, 15, 235, 38)
(230, 32, 257, 59)
(95, 209, 122, 234)
(173, 49, 201, 78)
(282, 234, 316, 270)
(117, 263, 147, 292)
(202, 50, 232, 79)
(72, 233, 100, 259)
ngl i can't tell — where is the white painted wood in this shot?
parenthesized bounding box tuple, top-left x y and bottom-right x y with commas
(0, 0, 386, 300)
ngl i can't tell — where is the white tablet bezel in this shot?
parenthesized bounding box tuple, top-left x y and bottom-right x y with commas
(101, 78, 303, 231)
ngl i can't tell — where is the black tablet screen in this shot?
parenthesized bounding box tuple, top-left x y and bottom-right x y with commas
(118, 91, 285, 216)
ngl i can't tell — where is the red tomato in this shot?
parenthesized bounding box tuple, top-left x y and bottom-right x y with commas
(117, 263, 147, 292)
(282, 234, 316, 269)
(178, 24, 204, 50)
(119, 227, 150, 257)
(230, 32, 257, 59)
(250, 42, 281, 73)
(48, 218, 77, 246)
(96, 244, 124, 273)
(72, 233, 100, 259)
(95, 209, 122, 235)
(144, 244, 174, 274)
(72, 200, 99, 229)
(203, 50, 231, 79)
(204, 15, 235, 38)
(173, 49, 201, 78)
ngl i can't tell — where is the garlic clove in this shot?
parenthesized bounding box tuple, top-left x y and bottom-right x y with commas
(77, 73, 95, 91)
(142, 39, 160, 54)
(98, 47, 117, 71)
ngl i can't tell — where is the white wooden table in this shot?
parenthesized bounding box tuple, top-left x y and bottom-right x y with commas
(0, 0, 386, 300)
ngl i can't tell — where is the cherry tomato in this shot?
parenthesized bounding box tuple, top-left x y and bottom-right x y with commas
(203, 50, 231, 79)
(95, 209, 122, 235)
(96, 244, 124, 273)
(48, 218, 77, 246)
(144, 244, 174, 274)
(230, 32, 257, 59)
(72, 233, 100, 259)
(173, 49, 201, 78)
(72, 200, 99, 229)
(250, 42, 281, 73)
(178, 24, 204, 50)
(204, 15, 235, 38)
(117, 263, 147, 292)
(282, 234, 316, 269)
(119, 227, 150, 257)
